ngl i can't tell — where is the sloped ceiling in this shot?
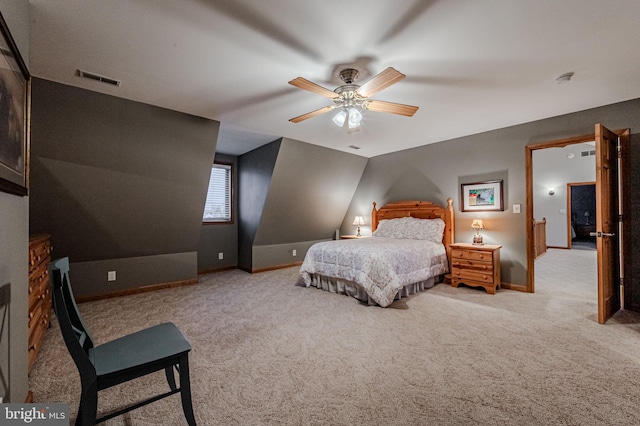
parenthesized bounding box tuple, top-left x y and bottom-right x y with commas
(29, 0, 640, 157)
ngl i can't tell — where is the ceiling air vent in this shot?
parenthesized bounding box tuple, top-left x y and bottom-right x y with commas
(580, 150, 596, 157)
(77, 69, 121, 87)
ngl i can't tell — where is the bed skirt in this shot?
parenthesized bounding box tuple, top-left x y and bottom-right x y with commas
(307, 274, 440, 306)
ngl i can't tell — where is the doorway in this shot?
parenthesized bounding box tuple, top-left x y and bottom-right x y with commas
(525, 125, 628, 323)
(568, 182, 596, 251)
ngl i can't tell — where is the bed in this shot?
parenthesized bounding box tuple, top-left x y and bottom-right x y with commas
(299, 199, 455, 307)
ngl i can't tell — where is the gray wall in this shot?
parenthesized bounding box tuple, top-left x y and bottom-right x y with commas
(29, 79, 219, 298)
(0, 0, 30, 403)
(238, 139, 281, 270)
(239, 137, 368, 271)
(344, 98, 640, 286)
(198, 153, 238, 272)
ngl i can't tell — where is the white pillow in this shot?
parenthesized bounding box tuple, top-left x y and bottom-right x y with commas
(373, 217, 444, 242)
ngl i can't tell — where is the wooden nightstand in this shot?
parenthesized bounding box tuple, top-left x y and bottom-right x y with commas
(340, 235, 370, 240)
(450, 243, 502, 294)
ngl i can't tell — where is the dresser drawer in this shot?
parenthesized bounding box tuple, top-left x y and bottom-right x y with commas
(29, 235, 52, 272)
(28, 263, 49, 296)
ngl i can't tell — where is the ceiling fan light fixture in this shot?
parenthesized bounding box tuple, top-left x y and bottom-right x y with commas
(348, 107, 362, 129)
(332, 110, 347, 127)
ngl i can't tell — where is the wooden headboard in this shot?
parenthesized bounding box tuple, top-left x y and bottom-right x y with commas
(371, 198, 455, 264)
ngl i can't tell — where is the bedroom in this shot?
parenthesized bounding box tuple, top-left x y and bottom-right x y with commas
(2, 0, 640, 422)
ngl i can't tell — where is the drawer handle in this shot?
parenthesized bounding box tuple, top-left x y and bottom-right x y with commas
(482, 265, 487, 270)
(479, 254, 484, 259)
(483, 275, 488, 279)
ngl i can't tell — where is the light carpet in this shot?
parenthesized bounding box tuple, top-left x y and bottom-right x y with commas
(29, 249, 640, 425)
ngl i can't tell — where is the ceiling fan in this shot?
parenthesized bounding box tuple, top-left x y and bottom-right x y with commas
(288, 67, 419, 129)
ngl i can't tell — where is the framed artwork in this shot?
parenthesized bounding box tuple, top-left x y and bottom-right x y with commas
(461, 180, 504, 212)
(0, 11, 30, 196)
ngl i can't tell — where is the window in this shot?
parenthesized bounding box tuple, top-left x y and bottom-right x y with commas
(203, 162, 232, 223)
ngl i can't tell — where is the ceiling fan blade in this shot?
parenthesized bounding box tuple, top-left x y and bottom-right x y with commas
(289, 77, 339, 99)
(365, 100, 419, 117)
(357, 67, 406, 98)
(289, 105, 335, 123)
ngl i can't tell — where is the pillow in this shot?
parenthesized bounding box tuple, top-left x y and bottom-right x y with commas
(373, 217, 444, 242)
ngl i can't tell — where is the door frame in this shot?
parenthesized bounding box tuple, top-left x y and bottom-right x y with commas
(525, 128, 627, 302)
(526, 133, 596, 293)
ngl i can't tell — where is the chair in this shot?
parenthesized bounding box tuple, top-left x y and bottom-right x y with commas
(50, 257, 196, 425)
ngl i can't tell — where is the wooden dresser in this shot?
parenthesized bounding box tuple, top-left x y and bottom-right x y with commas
(28, 234, 52, 372)
(450, 243, 501, 294)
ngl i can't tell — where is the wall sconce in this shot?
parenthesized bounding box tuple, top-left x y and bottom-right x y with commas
(470, 219, 485, 245)
(352, 216, 365, 237)
(548, 188, 555, 195)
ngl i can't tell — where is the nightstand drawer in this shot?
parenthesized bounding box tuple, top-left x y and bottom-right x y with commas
(451, 258, 493, 271)
(452, 268, 494, 284)
(452, 249, 493, 262)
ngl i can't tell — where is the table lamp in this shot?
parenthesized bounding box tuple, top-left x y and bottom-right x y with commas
(471, 219, 485, 245)
(352, 216, 365, 237)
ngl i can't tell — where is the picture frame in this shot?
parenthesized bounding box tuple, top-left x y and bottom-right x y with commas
(0, 11, 30, 196)
(461, 180, 504, 212)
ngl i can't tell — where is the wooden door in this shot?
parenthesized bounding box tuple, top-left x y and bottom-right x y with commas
(595, 124, 621, 324)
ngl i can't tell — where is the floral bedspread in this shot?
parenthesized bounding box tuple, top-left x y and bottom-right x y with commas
(299, 237, 448, 307)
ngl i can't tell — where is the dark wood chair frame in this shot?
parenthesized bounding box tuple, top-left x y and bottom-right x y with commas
(50, 257, 196, 425)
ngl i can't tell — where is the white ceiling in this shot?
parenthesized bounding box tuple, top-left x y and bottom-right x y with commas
(28, 0, 640, 158)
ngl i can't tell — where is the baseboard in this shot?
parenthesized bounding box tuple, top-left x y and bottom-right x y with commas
(76, 278, 199, 303)
(501, 282, 528, 292)
(198, 265, 237, 275)
(251, 261, 303, 273)
(547, 245, 569, 250)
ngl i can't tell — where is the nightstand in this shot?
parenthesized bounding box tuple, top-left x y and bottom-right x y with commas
(450, 243, 502, 294)
(340, 235, 370, 240)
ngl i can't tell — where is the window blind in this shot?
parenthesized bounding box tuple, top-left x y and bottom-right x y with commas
(203, 163, 231, 222)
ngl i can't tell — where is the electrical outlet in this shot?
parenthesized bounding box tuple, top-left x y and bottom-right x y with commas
(218, 252, 224, 260)
(107, 271, 116, 281)
(292, 249, 297, 257)
(513, 204, 521, 214)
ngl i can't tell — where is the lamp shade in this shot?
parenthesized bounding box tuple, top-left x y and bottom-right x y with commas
(348, 108, 362, 129)
(352, 216, 365, 226)
(332, 110, 347, 127)
(470, 219, 485, 230)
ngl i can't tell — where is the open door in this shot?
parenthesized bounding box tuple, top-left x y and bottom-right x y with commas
(595, 124, 624, 324)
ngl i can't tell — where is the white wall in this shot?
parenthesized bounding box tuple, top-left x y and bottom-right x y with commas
(0, 0, 30, 403)
(533, 143, 596, 247)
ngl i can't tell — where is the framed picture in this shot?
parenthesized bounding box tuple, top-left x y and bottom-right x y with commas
(461, 180, 504, 212)
(0, 11, 30, 196)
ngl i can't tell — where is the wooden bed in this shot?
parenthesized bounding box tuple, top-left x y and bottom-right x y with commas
(300, 198, 455, 306)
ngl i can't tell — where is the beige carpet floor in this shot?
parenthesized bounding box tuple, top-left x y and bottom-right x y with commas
(30, 249, 640, 425)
